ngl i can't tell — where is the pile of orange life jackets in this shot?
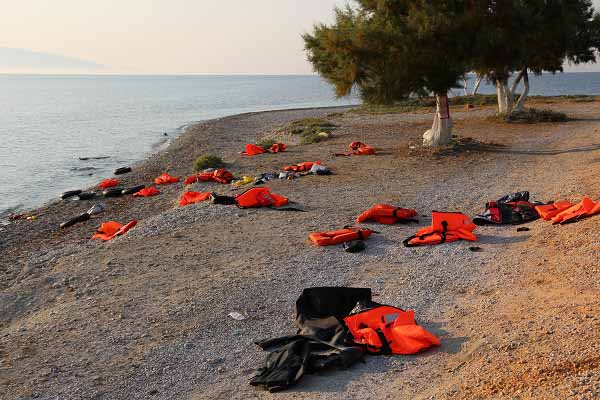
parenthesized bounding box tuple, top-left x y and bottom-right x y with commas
(133, 187, 160, 197)
(309, 227, 373, 246)
(404, 212, 477, 247)
(184, 169, 234, 185)
(357, 204, 418, 225)
(179, 191, 211, 206)
(98, 178, 119, 189)
(154, 173, 180, 185)
(235, 187, 288, 208)
(284, 161, 320, 172)
(92, 220, 137, 241)
(344, 305, 440, 355)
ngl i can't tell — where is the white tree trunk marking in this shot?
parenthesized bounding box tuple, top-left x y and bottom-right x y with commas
(423, 93, 453, 147)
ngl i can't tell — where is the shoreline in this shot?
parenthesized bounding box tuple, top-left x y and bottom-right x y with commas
(1, 98, 599, 399)
(0, 103, 359, 217)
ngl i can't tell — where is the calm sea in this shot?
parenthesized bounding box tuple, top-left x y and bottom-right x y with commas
(1, 73, 599, 214)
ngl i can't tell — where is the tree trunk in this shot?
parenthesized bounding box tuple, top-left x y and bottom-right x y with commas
(423, 93, 453, 147)
(514, 69, 529, 111)
(471, 75, 483, 95)
(496, 79, 513, 115)
(510, 69, 525, 95)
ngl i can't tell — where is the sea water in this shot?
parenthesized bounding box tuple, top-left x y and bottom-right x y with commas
(1, 73, 599, 214)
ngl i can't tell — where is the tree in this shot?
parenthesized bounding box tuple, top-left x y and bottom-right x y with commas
(304, 1, 479, 146)
(471, 0, 599, 115)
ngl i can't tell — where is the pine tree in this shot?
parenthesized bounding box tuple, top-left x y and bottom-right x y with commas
(304, 1, 480, 146)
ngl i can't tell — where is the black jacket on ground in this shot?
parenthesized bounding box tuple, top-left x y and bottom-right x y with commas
(249, 287, 372, 392)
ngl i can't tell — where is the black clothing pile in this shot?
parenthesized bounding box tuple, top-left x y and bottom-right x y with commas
(249, 287, 374, 392)
(473, 191, 540, 225)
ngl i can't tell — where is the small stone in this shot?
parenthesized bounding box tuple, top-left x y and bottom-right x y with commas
(217, 366, 226, 373)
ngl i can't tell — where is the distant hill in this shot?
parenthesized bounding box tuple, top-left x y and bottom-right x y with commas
(0, 48, 107, 73)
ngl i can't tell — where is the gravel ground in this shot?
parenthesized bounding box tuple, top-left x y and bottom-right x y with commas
(1, 100, 599, 400)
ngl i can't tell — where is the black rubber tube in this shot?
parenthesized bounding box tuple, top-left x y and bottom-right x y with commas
(77, 192, 96, 200)
(121, 185, 145, 195)
(103, 188, 124, 197)
(60, 190, 82, 199)
(114, 166, 132, 175)
(59, 212, 90, 229)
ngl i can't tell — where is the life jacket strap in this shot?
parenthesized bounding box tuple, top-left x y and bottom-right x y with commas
(374, 328, 392, 355)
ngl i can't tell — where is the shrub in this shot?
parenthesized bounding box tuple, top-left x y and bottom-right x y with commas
(193, 154, 224, 171)
(285, 118, 336, 144)
(256, 138, 277, 149)
(506, 108, 569, 123)
(300, 131, 328, 145)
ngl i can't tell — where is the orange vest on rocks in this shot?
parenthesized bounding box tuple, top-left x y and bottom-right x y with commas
(309, 227, 373, 246)
(350, 141, 376, 155)
(133, 187, 160, 197)
(154, 173, 180, 185)
(99, 178, 119, 189)
(92, 220, 137, 241)
(198, 169, 234, 184)
(241, 144, 267, 156)
(269, 143, 287, 153)
(357, 204, 418, 225)
(284, 161, 320, 172)
(551, 197, 600, 224)
(235, 187, 288, 208)
(535, 200, 573, 220)
(404, 212, 477, 247)
(343, 305, 440, 355)
(179, 191, 211, 206)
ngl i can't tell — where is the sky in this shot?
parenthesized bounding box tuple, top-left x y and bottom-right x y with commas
(1, 0, 600, 75)
(0, 0, 345, 74)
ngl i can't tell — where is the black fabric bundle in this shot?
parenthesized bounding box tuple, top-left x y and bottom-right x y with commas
(473, 191, 540, 225)
(249, 287, 373, 392)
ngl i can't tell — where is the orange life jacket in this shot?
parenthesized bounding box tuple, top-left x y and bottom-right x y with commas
(235, 187, 289, 208)
(92, 220, 137, 241)
(154, 173, 180, 185)
(198, 168, 234, 184)
(343, 305, 440, 355)
(551, 197, 600, 224)
(99, 178, 119, 189)
(269, 143, 287, 153)
(535, 200, 573, 220)
(284, 161, 320, 172)
(179, 191, 211, 206)
(404, 212, 477, 247)
(241, 143, 266, 156)
(309, 227, 373, 246)
(350, 141, 376, 155)
(357, 204, 418, 225)
(184, 174, 199, 185)
(133, 187, 160, 197)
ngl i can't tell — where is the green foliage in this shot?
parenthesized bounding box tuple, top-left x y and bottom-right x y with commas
(299, 132, 328, 145)
(349, 95, 497, 114)
(472, 1, 598, 82)
(506, 108, 569, 123)
(303, 1, 478, 104)
(285, 118, 335, 144)
(256, 138, 277, 149)
(193, 154, 224, 171)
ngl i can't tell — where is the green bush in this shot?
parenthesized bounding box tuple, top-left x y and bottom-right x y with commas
(506, 108, 569, 123)
(256, 138, 277, 149)
(285, 118, 336, 144)
(300, 131, 328, 145)
(193, 154, 224, 171)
